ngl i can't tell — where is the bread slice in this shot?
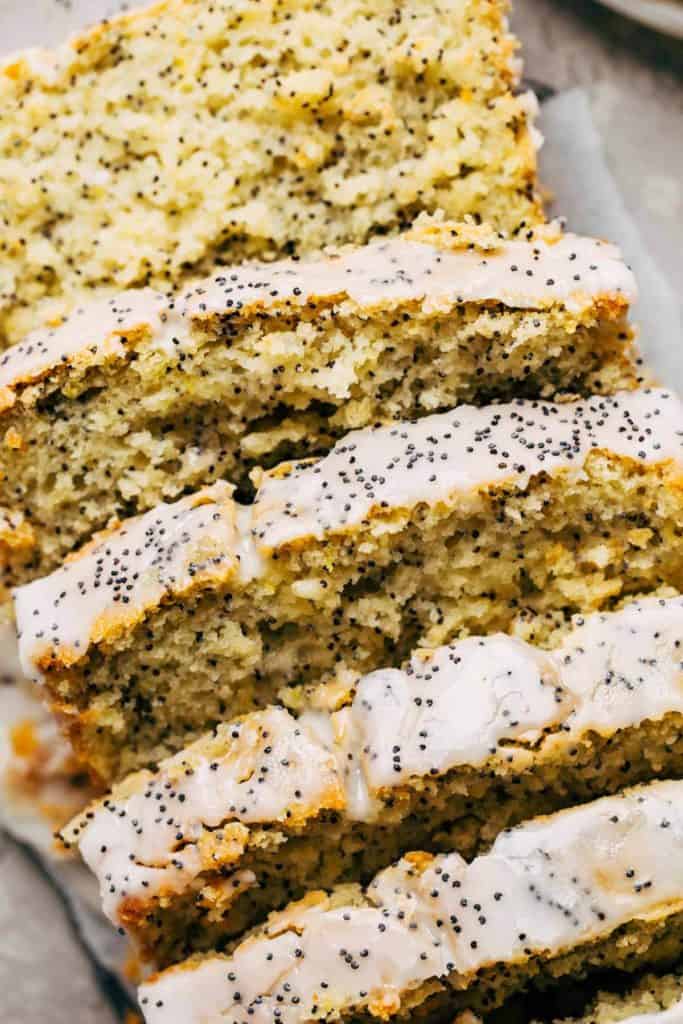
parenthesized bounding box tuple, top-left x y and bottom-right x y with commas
(61, 595, 683, 968)
(547, 972, 683, 1024)
(14, 387, 683, 784)
(0, 0, 542, 346)
(0, 221, 640, 595)
(137, 779, 683, 1022)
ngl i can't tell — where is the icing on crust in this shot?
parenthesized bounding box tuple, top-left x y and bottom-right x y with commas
(0, 229, 636, 396)
(63, 596, 683, 927)
(69, 707, 345, 918)
(251, 387, 683, 547)
(341, 596, 683, 797)
(14, 389, 683, 680)
(138, 778, 683, 1024)
(14, 481, 245, 675)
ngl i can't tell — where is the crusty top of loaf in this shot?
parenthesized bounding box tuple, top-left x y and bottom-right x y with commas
(250, 387, 683, 547)
(0, 0, 542, 345)
(137, 777, 683, 1024)
(14, 388, 683, 678)
(61, 596, 683, 928)
(14, 480, 246, 674)
(0, 224, 636, 404)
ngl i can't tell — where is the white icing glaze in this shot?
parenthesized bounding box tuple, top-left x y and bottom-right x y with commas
(351, 595, 683, 790)
(71, 707, 343, 920)
(183, 233, 635, 318)
(336, 636, 565, 798)
(67, 596, 683, 932)
(560, 600, 683, 736)
(138, 779, 683, 1024)
(0, 232, 636, 391)
(0, 288, 171, 389)
(251, 388, 683, 548)
(15, 389, 683, 679)
(14, 481, 249, 679)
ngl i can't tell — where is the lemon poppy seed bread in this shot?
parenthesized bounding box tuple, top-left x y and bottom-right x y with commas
(0, 0, 543, 347)
(137, 779, 683, 1023)
(14, 388, 683, 784)
(547, 972, 683, 1024)
(62, 596, 683, 968)
(0, 220, 641, 595)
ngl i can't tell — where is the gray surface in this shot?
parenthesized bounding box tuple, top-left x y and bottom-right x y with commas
(538, 89, 682, 383)
(514, 0, 683, 297)
(0, 832, 118, 1024)
(0, 1, 681, 1021)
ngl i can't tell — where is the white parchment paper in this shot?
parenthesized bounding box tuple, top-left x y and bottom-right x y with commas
(540, 89, 682, 390)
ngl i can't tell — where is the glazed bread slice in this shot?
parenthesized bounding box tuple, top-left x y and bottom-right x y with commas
(62, 596, 683, 968)
(0, 221, 640, 594)
(547, 972, 683, 1024)
(0, 0, 542, 347)
(137, 779, 683, 1023)
(15, 388, 683, 784)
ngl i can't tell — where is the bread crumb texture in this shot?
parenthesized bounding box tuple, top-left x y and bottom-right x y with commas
(551, 972, 683, 1024)
(0, 0, 542, 347)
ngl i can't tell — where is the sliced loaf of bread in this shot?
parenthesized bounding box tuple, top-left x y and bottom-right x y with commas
(15, 388, 683, 783)
(62, 596, 683, 967)
(0, 222, 639, 594)
(138, 779, 683, 1022)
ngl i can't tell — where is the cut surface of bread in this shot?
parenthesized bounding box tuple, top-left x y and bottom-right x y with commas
(62, 596, 683, 968)
(0, 222, 640, 594)
(14, 388, 683, 784)
(0, 0, 542, 346)
(137, 779, 683, 1023)
(547, 972, 683, 1024)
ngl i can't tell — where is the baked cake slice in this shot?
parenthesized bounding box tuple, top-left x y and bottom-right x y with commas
(0, 0, 542, 346)
(0, 221, 639, 595)
(61, 596, 683, 968)
(14, 388, 683, 783)
(137, 779, 683, 1022)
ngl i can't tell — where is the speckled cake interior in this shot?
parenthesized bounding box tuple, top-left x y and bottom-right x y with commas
(0, 222, 639, 595)
(0, 0, 542, 347)
(14, 388, 683, 785)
